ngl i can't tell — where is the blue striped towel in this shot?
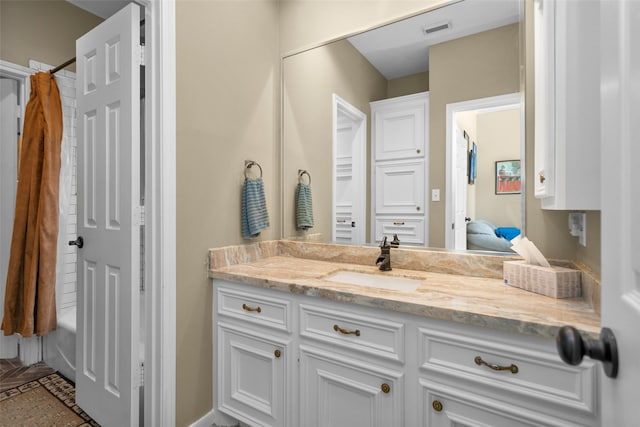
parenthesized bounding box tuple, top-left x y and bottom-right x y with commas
(241, 178, 270, 238)
(295, 182, 314, 230)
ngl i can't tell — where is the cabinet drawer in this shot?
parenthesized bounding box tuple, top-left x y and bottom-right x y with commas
(217, 285, 292, 333)
(375, 217, 425, 246)
(419, 328, 597, 416)
(420, 380, 584, 427)
(300, 304, 404, 363)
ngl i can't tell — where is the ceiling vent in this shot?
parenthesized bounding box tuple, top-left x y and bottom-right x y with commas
(423, 21, 452, 36)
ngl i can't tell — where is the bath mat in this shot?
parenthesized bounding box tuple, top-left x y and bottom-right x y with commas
(0, 372, 99, 426)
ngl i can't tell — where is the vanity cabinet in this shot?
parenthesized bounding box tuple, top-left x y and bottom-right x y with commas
(533, 0, 600, 210)
(213, 280, 599, 427)
(214, 285, 293, 427)
(370, 92, 429, 245)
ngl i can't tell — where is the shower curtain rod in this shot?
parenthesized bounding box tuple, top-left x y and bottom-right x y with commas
(49, 57, 76, 75)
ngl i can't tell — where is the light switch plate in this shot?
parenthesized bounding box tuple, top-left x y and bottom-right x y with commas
(431, 189, 440, 202)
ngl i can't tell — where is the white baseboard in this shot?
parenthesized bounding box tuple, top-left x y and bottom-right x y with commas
(190, 409, 241, 427)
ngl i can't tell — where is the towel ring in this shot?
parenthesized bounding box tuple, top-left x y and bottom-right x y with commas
(244, 160, 263, 179)
(298, 169, 311, 185)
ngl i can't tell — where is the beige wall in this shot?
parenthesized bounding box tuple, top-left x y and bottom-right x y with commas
(283, 39, 387, 241)
(387, 71, 429, 98)
(0, 0, 103, 70)
(175, 0, 280, 425)
(429, 24, 520, 247)
(475, 108, 521, 227)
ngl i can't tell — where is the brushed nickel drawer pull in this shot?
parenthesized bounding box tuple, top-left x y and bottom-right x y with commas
(274, 349, 281, 358)
(432, 400, 443, 412)
(393, 221, 405, 225)
(381, 383, 390, 393)
(242, 303, 262, 313)
(333, 324, 360, 336)
(474, 356, 518, 374)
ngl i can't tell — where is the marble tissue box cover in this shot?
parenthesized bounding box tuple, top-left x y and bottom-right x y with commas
(503, 260, 582, 299)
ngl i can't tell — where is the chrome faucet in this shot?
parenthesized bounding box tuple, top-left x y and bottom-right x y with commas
(376, 236, 392, 271)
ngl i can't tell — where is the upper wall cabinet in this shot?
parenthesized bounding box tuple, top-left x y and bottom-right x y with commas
(534, 0, 600, 210)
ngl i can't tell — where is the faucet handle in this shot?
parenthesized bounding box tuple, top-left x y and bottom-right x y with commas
(380, 236, 388, 248)
(390, 234, 400, 247)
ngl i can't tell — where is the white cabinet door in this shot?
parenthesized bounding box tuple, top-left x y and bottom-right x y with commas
(218, 323, 289, 427)
(533, 0, 600, 210)
(371, 92, 428, 161)
(299, 345, 403, 427)
(375, 160, 425, 215)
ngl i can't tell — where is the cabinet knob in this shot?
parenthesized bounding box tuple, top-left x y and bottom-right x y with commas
(556, 325, 618, 378)
(416, 148, 421, 154)
(416, 206, 421, 211)
(432, 400, 443, 412)
(381, 383, 390, 393)
(274, 349, 281, 358)
(539, 173, 546, 183)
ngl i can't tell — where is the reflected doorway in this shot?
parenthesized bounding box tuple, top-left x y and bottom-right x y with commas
(332, 94, 366, 245)
(446, 93, 524, 251)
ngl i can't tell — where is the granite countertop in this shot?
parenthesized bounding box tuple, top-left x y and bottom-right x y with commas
(208, 241, 601, 340)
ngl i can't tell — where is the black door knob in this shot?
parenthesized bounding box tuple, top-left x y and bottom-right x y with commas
(68, 236, 84, 249)
(556, 325, 618, 378)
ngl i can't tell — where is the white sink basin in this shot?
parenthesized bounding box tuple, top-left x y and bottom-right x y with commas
(325, 270, 422, 292)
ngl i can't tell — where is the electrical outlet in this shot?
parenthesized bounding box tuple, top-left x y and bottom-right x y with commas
(568, 213, 587, 246)
(431, 189, 440, 202)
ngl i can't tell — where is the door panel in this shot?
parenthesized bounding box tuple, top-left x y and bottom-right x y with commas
(453, 127, 468, 250)
(75, 4, 141, 426)
(0, 78, 19, 358)
(375, 160, 425, 215)
(333, 96, 366, 245)
(600, 1, 640, 424)
(300, 345, 403, 427)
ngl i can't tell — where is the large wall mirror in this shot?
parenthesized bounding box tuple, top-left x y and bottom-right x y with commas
(282, 0, 525, 253)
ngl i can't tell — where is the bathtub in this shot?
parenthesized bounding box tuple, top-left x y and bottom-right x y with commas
(44, 307, 77, 382)
(44, 306, 146, 385)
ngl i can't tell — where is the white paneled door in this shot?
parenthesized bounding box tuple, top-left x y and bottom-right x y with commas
(75, 4, 141, 426)
(333, 95, 366, 245)
(0, 77, 19, 358)
(600, 0, 640, 424)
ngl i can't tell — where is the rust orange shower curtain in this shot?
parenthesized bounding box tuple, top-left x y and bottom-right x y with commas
(2, 72, 63, 337)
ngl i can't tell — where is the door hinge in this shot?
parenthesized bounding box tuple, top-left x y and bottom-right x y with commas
(134, 205, 145, 226)
(138, 45, 145, 66)
(138, 362, 145, 387)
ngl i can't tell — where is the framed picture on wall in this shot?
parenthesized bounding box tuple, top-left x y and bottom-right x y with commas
(495, 160, 521, 194)
(468, 142, 477, 184)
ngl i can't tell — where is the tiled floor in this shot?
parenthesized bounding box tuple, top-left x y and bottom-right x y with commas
(0, 357, 55, 393)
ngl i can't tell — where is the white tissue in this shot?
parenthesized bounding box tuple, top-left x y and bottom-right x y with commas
(510, 236, 551, 267)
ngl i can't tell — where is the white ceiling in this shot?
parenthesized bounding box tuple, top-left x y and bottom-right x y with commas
(347, 0, 522, 79)
(66, 0, 130, 19)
